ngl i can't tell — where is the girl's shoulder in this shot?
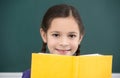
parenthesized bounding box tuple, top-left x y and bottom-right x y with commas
(22, 69, 31, 78)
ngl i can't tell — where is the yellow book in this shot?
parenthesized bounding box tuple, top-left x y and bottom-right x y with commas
(31, 53, 112, 78)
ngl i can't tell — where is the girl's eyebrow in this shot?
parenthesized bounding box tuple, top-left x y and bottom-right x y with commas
(68, 32, 78, 34)
(50, 31, 78, 34)
(50, 31, 60, 33)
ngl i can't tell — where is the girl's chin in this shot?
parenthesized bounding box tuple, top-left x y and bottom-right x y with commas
(56, 50, 69, 55)
(56, 51, 72, 55)
(50, 50, 73, 55)
(54, 49, 70, 55)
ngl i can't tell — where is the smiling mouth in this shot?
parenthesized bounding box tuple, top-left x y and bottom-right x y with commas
(55, 49, 71, 54)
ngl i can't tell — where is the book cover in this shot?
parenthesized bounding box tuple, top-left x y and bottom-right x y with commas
(31, 53, 112, 78)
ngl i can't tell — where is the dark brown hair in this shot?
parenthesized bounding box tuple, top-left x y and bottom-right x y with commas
(40, 4, 85, 56)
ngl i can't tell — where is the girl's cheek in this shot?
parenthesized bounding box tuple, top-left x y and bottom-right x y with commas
(72, 42, 79, 49)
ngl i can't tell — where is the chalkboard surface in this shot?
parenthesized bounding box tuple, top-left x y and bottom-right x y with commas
(0, 0, 120, 72)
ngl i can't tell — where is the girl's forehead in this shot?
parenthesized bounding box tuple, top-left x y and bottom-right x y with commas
(48, 17, 80, 33)
(51, 17, 76, 23)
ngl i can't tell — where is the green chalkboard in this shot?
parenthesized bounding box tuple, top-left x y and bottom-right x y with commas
(0, 0, 120, 73)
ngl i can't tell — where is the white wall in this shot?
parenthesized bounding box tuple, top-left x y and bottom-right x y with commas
(0, 73, 22, 78)
(0, 73, 120, 78)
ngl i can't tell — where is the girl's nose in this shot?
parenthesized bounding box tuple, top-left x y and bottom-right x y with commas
(59, 37, 69, 47)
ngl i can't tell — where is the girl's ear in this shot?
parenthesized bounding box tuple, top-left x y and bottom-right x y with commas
(40, 28, 47, 43)
(78, 35, 84, 45)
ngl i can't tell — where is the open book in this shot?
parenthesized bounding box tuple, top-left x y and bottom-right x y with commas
(31, 53, 112, 78)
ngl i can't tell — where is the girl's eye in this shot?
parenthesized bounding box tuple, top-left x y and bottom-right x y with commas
(52, 34, 60, 37)
(68, 34, 76, 38)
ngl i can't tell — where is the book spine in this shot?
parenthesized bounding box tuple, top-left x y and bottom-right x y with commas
(72, 57, 79, 78)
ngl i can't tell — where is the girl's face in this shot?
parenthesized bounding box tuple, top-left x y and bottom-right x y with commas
(41, 17, 83, 56)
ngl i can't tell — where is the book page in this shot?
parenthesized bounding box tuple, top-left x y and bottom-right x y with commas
(80, 53, 103, 56)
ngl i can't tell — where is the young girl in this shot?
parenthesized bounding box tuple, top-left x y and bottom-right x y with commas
(22, 4, 85, 78)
